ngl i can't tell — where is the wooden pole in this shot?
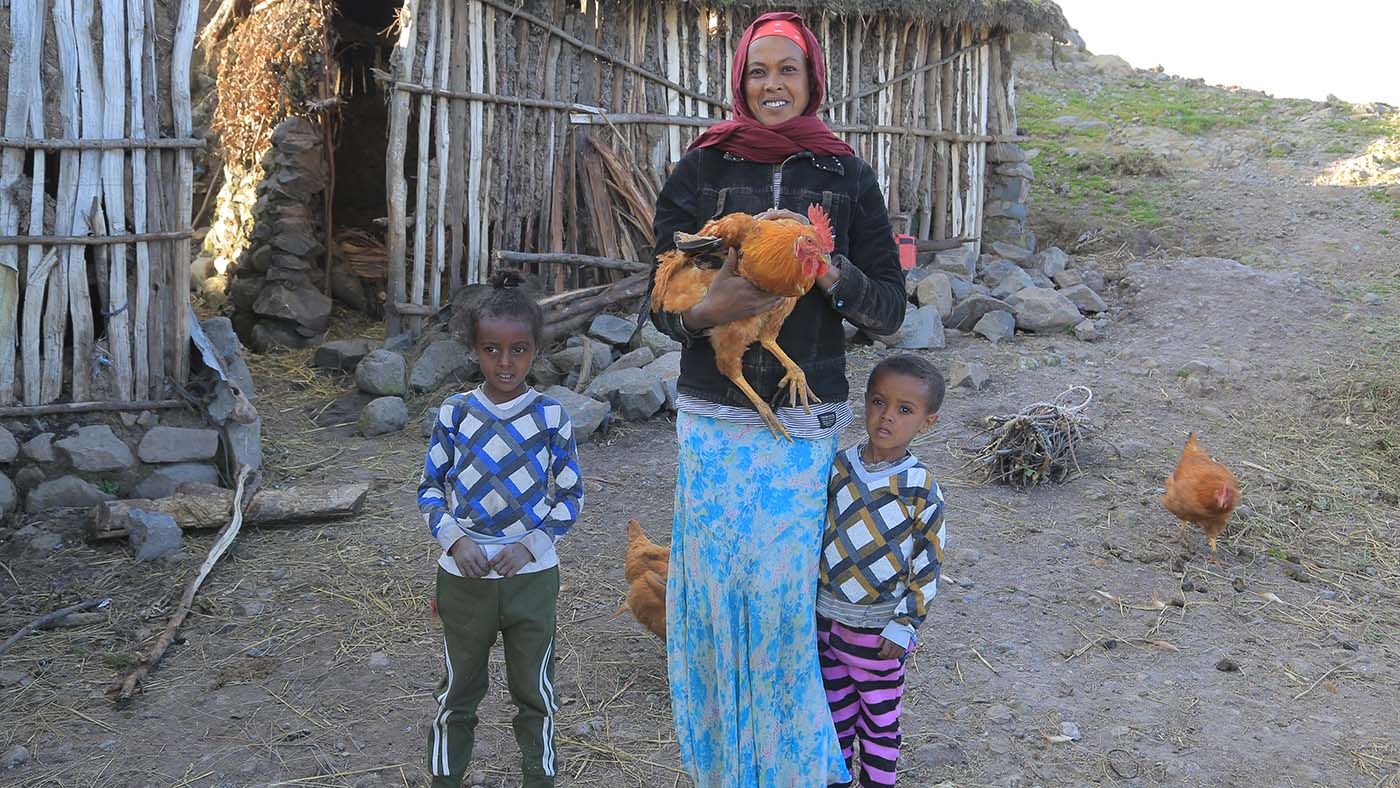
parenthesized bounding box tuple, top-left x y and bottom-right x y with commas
(65, 0, 103, 401)
(481, 3, 498, 270)
(467, 0, 486, 285)
(447, 0, 469, 290)
(934, 26, 952, 240)
(910, 20, 929, 238)
(45, 0, 80, 403)
(20, 0, 49, 405)
(538, 0, 563, 259)
(973, 32, 990, 257)
(845, 16, 856, 157)
(385, 0, 422, 336)
(431, 0, 452, 309)
(171, 0, 197, 386)
(127, 0, 152, 399)
(100, 0, 134, 400)
(0, 0, 38, 405)
(696, 6, 710, 120)
(410, 0, 441, 326)
(140, 0, 168, 399)
(663, 0, 681, 163)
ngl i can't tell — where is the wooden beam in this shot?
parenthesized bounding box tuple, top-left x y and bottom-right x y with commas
(0, 398, 186, 418)
(494, 250, 648, 273)
(90, 482, 371, 541)
(0, 136, 205, 150)
(0, 229, 195, 246)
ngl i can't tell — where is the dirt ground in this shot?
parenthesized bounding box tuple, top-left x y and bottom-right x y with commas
(3, 45, 1399, 788)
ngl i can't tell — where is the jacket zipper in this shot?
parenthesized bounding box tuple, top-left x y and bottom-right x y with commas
(773, 153, 805, 209)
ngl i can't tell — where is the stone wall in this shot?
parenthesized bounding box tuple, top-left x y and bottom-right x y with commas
(982, 142, 1038, 255)
(1, 415, 222, 519)
(0, 317, 262, 522)
(229, 117, 332, 351)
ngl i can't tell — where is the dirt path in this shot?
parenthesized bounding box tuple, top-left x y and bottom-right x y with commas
(3, 45, 1398, 788)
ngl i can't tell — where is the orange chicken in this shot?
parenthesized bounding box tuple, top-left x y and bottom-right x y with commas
(618, 519, 670, 640)
(650, 205, 835, 438)
(625, 571, 668, 641)
(1162, 433, 1241, 563)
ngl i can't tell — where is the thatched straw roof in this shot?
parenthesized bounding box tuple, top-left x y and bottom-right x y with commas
(714, 0, 1072, 40)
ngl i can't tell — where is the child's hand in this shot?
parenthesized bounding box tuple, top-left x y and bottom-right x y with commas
(449, 538, 490, 578)
(489, 543, 533, 578)
(877, 637, 907, 660)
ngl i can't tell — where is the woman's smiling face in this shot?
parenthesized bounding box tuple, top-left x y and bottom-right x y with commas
(743, 35, 810, 127)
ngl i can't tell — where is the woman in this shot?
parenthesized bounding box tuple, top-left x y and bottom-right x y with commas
(649, 11, 906, 786)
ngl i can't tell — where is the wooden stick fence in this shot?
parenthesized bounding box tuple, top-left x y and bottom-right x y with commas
(0, 0, 200, 407)
(382, 0, 1021, 333)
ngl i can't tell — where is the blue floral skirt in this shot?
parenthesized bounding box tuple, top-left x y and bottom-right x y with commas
(667, 412, 850, 787)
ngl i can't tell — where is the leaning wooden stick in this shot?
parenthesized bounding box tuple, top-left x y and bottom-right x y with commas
(0, 598, 110, 657)
(113, 466, 252, 701)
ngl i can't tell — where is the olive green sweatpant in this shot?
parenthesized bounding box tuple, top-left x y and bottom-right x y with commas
(429, 566, 559, 788)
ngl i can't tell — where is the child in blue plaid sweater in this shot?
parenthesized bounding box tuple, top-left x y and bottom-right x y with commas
(418, 271, 583, 788)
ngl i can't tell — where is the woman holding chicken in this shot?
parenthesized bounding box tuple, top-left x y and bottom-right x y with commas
(648, 12, 906, 787)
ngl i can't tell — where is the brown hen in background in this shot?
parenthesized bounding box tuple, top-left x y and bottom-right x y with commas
(1162, 432, 1241, 563)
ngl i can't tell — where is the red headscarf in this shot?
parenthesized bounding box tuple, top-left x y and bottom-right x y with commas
(688, 11, 854, 163)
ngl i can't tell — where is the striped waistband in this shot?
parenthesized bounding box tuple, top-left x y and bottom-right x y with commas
(816, 589, 900, 630)
(675, 394, 852, 440)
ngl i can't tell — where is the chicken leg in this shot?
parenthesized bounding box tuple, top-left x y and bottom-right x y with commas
(715, 349, 788, 440)
(752, 296, 818, 414)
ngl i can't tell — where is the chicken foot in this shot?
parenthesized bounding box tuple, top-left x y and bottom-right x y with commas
(714, 353, 791, 440)
(760, 338, 821, 414)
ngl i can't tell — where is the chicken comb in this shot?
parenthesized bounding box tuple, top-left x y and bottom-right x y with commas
(807, 204, 835, 253)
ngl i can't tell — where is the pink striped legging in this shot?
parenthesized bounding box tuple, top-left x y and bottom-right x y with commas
(816, 615, 907, 788)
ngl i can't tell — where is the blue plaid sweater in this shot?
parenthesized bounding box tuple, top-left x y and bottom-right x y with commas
(418, 388, 583, 572)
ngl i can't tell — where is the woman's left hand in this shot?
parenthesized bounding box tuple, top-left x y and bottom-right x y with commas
(754, 208, 809, 225)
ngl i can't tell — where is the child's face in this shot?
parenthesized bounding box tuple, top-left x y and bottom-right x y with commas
(474, 317, 537, 403)
(863, 370, 939, 462)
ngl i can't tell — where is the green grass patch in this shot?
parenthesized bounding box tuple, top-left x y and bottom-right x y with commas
(1020, 80, 1304, 138)
(1321, 113, 1400, 143)
(103, 652, 140, 670)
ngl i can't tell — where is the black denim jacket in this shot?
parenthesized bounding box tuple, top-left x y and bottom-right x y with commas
(648, 147, 907, 410)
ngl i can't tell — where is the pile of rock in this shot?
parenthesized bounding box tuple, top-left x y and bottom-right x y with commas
(884, 242, 1110, 347)
(229, 117, 332, 351)
(321, 314, 684, 444)
(982, 143, 1037, 253)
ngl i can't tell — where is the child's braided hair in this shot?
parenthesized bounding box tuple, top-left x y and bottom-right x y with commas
(453, 269, 545, 349)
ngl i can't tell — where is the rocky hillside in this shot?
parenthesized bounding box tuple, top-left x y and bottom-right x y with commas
(1011, 34, 1400, 289)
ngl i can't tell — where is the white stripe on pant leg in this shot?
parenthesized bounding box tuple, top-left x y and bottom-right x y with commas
(433, 634, 455, 776)
(537, 637, 557, 776)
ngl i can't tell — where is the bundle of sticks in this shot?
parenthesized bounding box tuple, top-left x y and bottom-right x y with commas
(337, 228, 388, 280)
(972, 386, 1093, 488)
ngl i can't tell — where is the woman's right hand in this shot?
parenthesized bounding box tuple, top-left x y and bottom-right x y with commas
(684, 248, 782, 331)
